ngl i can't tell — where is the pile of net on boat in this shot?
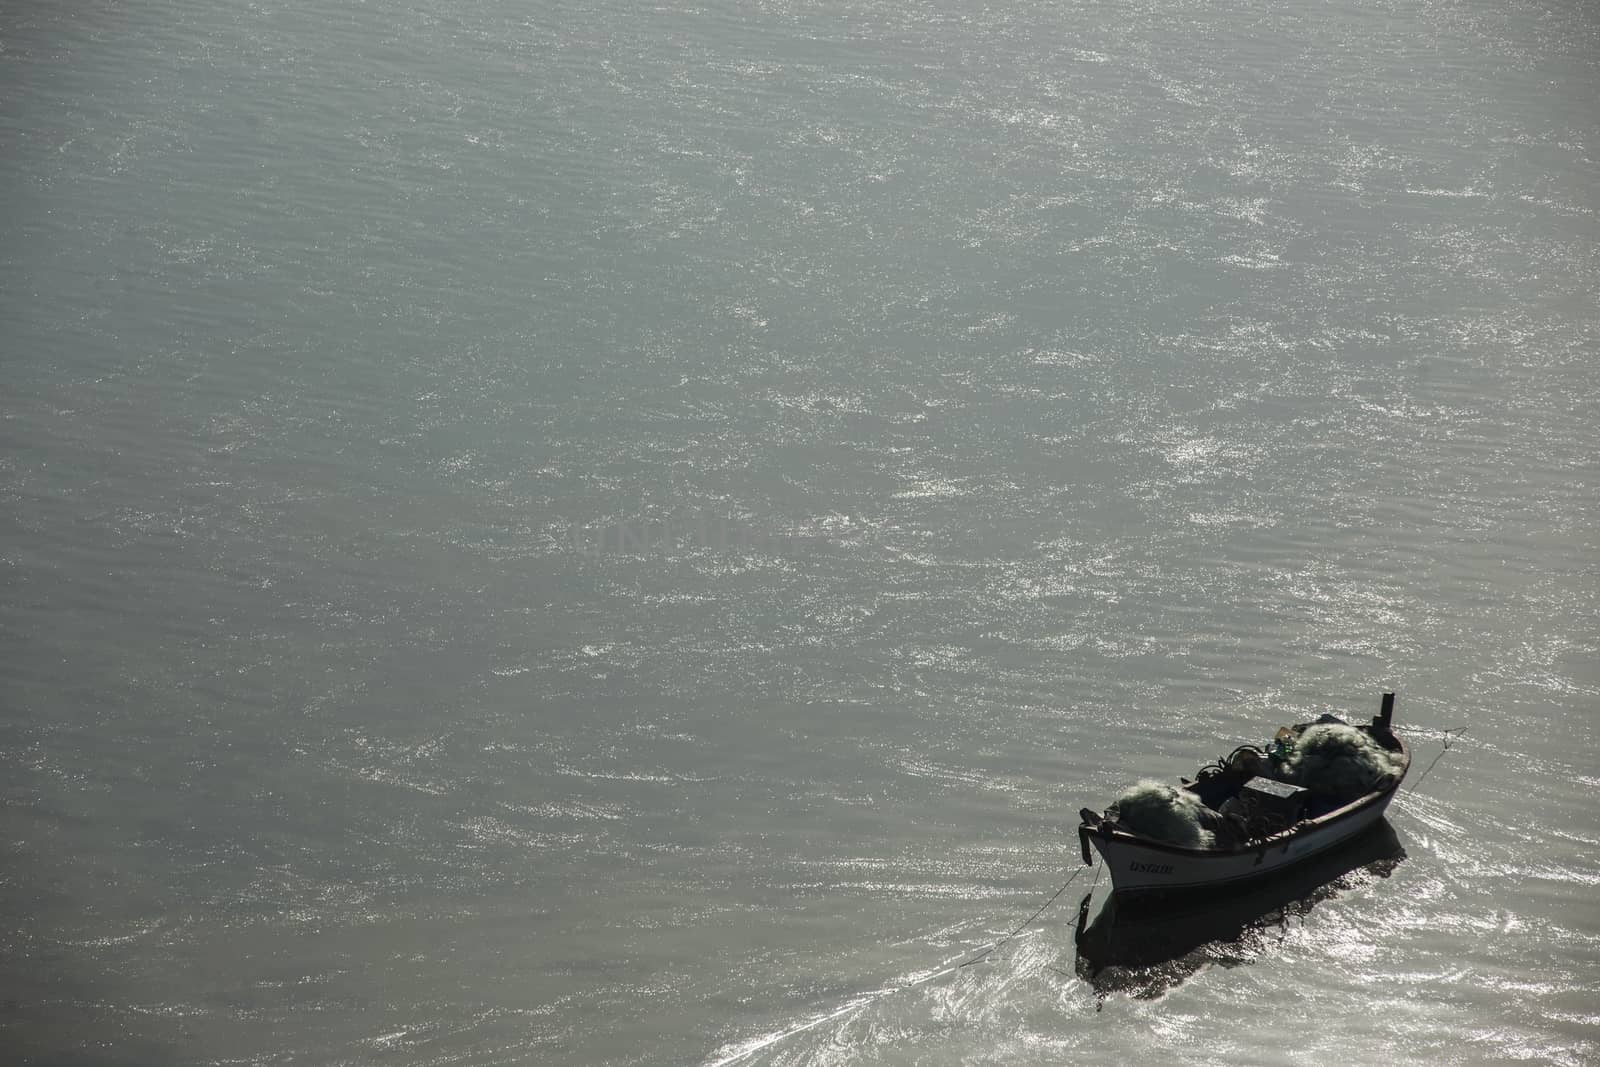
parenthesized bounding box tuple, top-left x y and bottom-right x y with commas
(1106, 780, 1222, 849)
(1279, 723, 1406, 799)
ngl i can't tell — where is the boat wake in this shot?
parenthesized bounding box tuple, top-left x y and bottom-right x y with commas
(702, 949, 999, 1067)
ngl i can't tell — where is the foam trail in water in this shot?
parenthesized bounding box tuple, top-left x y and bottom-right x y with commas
(702, 940, 1035, 1066)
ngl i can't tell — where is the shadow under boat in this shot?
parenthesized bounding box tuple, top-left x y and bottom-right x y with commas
(1073, 818, 1405, 998)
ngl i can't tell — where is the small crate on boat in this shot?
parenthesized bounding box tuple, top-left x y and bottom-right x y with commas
(1240, 776, 1308, 823)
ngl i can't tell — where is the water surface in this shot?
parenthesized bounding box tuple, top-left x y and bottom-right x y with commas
(2, 0, 1597, 1063)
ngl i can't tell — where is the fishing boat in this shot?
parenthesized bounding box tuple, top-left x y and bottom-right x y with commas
(1077, 692, 1410, 897)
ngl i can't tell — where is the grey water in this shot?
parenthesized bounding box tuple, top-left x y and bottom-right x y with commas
(2, 0, 1597, 1062)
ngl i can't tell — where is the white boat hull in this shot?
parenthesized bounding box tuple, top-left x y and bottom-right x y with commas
(1083, 788, 1399, 895)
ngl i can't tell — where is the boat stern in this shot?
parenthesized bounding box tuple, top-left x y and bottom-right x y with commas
(1076, 808, 1102, 866)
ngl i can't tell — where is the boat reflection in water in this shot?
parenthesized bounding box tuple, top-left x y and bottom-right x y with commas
(1073, 820, 1405, 999)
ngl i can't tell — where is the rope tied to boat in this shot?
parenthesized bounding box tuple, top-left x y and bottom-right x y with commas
(1407, 725, 1468, 794)
(957, 862, 1090, 968)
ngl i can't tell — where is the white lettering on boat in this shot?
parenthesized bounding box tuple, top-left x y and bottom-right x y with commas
(1129, 861, 1174, 875)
